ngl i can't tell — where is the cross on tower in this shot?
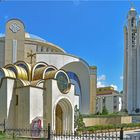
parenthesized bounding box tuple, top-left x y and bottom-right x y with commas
(27, 50, 36, 64)
(129, 0, 135, 9)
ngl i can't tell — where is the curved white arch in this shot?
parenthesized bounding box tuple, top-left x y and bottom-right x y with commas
(61, 61, 90, 114)
(42, 66, 57, 79)
(53, 97, 74, 132)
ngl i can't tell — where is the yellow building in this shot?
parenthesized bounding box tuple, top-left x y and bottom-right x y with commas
(96, 86, 122, 114)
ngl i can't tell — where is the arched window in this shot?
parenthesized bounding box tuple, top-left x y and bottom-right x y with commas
(67, 71, 81, 95)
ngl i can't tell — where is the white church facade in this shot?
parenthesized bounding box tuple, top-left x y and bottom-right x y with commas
(123, 7, 140, 114)
(0, 19, 97, 131)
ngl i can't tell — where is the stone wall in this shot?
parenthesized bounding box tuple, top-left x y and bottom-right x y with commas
(83, 116, 132, 127)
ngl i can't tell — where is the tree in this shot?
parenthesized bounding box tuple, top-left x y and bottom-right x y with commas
(74, 105, 85, 130)
(102, 106, 108, 115)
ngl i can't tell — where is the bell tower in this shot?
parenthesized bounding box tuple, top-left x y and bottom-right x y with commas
(123, 6, 140, 114)
(5, 19, 25, 65)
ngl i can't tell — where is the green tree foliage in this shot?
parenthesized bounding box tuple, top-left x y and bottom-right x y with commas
(74, 105, 85, 130)
(102, 106, 108, 115)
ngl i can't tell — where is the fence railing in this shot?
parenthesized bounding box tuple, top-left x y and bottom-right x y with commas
(0, 121, 140, 139)
(0, 121, 48, 138)
(50, 130, 121, 140)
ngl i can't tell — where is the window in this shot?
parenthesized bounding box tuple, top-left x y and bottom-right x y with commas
(46, 48, 49, 52)
(114, 106, 117, 109)
(12, 39, 17, 63)
(16, 95, 18, 105)
(103, 98, 106, 104)
(67, 71, 81, 95)
(114, 96, 117, 104)
(131, 18, 135, 27)
(36, 46, 38, 51)
(41, 47, 43, 52)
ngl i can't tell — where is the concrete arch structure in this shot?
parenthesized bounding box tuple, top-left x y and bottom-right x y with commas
(61, 61, 90, 114)
(4, 64, 28, 80)
(31, 79, 45, 88)
(15, 61, 31, 81)
(16, 79, 30, 87)
(36, 53, 91, 114)
(0, 68, 16, 79)
(33, 66, 57, 81)
(32, 62, 48, 80)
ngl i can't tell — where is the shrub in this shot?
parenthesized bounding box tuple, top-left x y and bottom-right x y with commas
(102, 106, 108, 115)
(74, 105, 85, 130)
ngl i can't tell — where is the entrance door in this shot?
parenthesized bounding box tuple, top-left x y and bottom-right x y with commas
(55, 104, 63, 133)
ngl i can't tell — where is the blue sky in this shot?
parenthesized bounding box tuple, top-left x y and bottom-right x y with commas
(0, 0, 140, 91)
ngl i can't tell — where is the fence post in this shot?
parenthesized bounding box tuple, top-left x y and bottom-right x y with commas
(3, 119, 5, 133)
(120, 127, 123, 140)
(47, 123, 51, 140)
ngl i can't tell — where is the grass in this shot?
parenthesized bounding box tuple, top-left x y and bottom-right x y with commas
(0, 133, 6, 139)
(0, 133, 46, 140)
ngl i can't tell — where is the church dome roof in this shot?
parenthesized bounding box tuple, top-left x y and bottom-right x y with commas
(0, 32, 46, 42)
(25, 32, 46, 42)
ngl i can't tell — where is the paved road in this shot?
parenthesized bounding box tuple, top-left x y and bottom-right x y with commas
(123, 129, 140, 139)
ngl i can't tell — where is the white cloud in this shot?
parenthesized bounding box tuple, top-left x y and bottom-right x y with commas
(97, 82, 118, 91)
(120, 76, 123, 80)
(97, 74, 106, 81)
(97, 74, 106, 88)
(0, 33, 4, 37)
(110, 84, 118, 90)
(97, 81, 105, 88)
(97, 74, 118, 90)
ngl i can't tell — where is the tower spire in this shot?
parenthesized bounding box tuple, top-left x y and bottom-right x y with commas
(129, 1, 135, 11)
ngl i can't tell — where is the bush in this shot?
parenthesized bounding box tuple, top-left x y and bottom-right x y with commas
(74, 105, 85, 130)
(79, 123, 140, 131)
(102, 106, 108, 115)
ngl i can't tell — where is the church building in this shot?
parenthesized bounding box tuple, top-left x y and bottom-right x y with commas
(123, 7, 140, 114)
(0, 19, 97, 132)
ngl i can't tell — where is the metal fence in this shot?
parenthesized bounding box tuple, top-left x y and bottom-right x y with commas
(0, 121, 140, 139)
(50, 131, 120, 140)
(0, 121, 48, 139)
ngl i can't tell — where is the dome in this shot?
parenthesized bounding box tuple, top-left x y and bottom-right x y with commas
(0, 32, 46, 42)
(25, 32, 46, 42)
